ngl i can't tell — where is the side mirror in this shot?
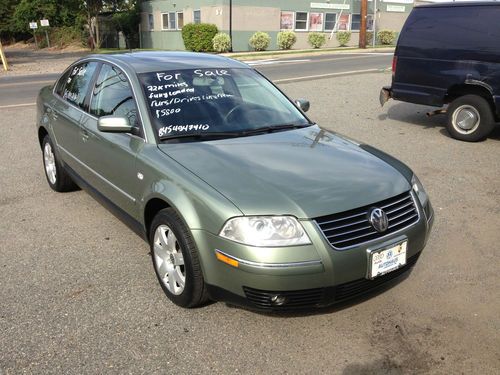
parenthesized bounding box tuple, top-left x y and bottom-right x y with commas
(295, 99, 310, 113)
(98, 116, 133, 133)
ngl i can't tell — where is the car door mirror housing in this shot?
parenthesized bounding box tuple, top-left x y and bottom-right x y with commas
(98, 116, 133, 133)
(295, 99, 310, 113)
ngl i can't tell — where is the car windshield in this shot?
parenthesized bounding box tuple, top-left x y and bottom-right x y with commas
(137, 68, 311, 141)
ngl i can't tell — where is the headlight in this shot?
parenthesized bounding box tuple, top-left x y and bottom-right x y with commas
(411, 174, 428, 206)
(219, 216, 311, 247)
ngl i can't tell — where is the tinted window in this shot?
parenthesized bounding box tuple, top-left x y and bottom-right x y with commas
(351, 14, 360, 31)
(61, 62, 99, 109)
(90, 64, 138, 127)
(55, 70, 70, 96)
(325, 13, 337, 31)
(138, 68, 309, 140)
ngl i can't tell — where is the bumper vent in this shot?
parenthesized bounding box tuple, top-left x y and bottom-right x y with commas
(242, 253, 420, 311)
(315, 191, 419, 249)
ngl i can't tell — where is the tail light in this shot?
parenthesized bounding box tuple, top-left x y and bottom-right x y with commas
(392, 56, 397, 77)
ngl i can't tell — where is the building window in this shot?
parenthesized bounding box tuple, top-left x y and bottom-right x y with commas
(295, 12, 308, 31)
(309, 13, 323, 32)
(324, 13, 337, 31)
(177, 12, 184, 29)
(162, 12, 177, 30)
(148, 14, 154, 31)
(280, 11, 294, 30)
(193, 10, 201, 24)
(351, 14, 360, 31)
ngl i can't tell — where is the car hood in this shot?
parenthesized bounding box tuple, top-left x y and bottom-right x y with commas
(158, 126, 411, 219)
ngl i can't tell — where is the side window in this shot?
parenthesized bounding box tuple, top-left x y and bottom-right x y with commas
(55, 70, 70, 96)
(90, 64, 138, 128)
(61, 62, 99, 109)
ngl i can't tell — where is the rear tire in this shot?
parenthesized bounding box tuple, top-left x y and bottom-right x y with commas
(150, 208, 209, 308)
(42, 135, 78, 192)
(446, 95, 495, 142)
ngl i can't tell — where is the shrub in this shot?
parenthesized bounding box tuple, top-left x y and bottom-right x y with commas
(377, 30, 397, 45)
(277, 31, 297, 50)
(249, 31, 271, 51)
(182, 23, 218, 52)
(336, 31, 351, 47)
(212, 32, 231, 53)
(366, 31, 374, 45)
(307, 32, 326, 49)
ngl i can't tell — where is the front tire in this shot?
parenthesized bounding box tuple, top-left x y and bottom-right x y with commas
(446, 95, 495, 142)
(150, 208, 208, 308)
(42, 135, 77, 192)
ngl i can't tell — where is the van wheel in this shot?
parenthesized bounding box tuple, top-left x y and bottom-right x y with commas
(42, 135, 78, 192)
(150, 208, 209, 308)
(446, 95, 495, 142)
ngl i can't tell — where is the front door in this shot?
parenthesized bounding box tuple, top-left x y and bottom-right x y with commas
(79, 63, 144, 217)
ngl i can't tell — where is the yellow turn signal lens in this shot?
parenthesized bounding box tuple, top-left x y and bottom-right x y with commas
(215, 251, 239, 268)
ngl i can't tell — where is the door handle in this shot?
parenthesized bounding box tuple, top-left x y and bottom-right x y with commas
(81, 129, 90, 142)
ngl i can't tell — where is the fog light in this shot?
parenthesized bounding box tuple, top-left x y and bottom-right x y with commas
(270, 295, 287, 306)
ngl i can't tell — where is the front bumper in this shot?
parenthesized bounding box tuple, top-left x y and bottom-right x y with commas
(192, 198, 434, 311)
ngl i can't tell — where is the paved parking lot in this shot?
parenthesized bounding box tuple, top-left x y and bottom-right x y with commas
(1, 72, 499, 374)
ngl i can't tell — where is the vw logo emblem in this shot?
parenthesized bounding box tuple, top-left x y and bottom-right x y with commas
(369, 208, 389, 233)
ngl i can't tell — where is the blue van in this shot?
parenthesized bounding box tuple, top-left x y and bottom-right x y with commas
(380, 1, 500, 142)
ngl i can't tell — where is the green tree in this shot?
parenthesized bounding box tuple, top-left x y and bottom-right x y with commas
(0, 0, 18, 39)
(112, 0, 140, 48)
(11, 0, 81, 32)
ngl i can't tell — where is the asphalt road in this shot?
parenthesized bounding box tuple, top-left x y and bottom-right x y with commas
(1, 71, 499, 374)
(0, 53, 392, 108)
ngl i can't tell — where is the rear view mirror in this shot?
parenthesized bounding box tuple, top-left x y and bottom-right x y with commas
(295, 99, 310, 113)
(98, 116, 133, 133)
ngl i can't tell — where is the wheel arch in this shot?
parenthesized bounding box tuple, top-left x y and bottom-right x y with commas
(38, 126, 49, 149)
(445, 84, 496, 113)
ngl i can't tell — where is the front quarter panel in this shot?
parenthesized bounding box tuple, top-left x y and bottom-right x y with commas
(137, 144, 243, 235)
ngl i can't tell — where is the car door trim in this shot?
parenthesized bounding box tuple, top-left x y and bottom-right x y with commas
(58, 144, 136, 203)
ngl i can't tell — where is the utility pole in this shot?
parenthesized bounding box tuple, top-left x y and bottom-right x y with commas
(359, 0, 368, 48)
(229, 0, 233, 52)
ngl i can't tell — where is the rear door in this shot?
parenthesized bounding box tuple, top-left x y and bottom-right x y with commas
(51, 61, 99, 178)
(78, 63, 144, 217)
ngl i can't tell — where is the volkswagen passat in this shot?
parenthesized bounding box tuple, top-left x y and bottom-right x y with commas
(37, 52, 433, 310)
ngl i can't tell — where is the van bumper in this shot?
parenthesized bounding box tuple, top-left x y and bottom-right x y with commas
(380, 86, 393, 106)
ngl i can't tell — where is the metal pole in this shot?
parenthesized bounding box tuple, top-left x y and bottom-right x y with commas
(45, 29, 50, 48)
(0, 41, 9, 71)
(229, 0, 233, 52)
(372, 0, 377, 47)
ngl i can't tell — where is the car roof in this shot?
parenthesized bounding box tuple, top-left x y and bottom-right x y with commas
(82, 51, 249, 74)
(416, 1, 499, 8)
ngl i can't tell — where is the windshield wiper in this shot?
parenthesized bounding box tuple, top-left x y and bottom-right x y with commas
(244, 123, 312, 135)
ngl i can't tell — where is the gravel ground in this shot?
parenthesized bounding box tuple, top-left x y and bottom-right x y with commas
(0, 45, 89, 76)
(0, 72, 499, 374)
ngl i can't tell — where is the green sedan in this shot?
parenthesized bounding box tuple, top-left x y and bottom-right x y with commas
(36, 52, 434, 311)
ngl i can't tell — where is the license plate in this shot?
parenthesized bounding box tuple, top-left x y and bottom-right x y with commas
(369, 241, 407, 279)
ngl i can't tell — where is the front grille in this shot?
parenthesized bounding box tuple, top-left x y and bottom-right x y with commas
(315, 191, 419, 249)
(242, 253, 420, 311)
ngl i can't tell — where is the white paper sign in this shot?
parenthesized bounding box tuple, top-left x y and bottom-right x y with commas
(40, 19, 50, 27)
(387, 5, 406, 12)
(310, 2, 350, 10)
(29, 22, 38, 29)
